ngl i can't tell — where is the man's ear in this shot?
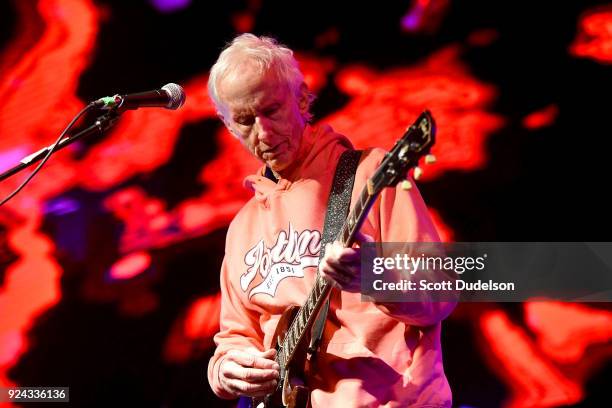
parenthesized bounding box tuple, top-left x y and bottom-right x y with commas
(298, 82, 310, 115)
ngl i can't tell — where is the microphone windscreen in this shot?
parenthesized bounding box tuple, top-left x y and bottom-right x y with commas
(162, 83, 186, 110)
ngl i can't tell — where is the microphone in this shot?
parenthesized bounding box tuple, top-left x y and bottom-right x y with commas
(93, 83, 186, 110)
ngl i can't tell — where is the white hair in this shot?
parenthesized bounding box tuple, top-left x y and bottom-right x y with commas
(208, 33, 314, 121)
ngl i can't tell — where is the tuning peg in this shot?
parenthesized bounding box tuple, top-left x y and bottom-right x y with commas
(400, 180, 413, 191)
(425, 154, 436, 164)
(413, 167, 423, 180)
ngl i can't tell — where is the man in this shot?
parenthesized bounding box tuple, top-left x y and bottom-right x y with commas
(206, 33, 455, 407)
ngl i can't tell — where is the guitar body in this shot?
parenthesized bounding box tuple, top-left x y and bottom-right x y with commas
(251, 305, 311, 408)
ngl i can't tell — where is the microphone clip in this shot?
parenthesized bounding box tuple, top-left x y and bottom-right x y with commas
(93, 95, 125, 110)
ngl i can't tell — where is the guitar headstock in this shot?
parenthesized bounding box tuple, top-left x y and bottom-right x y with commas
(369, 111, 436, 194)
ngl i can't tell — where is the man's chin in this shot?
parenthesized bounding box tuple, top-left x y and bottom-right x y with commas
(266, 154, 290, 173)
(267, 161, 288, 173)
(266, 150, 302, 176)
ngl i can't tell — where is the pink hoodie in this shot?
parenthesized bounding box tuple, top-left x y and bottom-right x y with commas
(208, 124, 453, 407)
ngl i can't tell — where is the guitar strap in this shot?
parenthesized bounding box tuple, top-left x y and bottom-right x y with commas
(308, 149, 362, 356)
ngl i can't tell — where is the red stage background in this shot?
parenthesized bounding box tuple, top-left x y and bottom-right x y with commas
(0, 0, 611, 406)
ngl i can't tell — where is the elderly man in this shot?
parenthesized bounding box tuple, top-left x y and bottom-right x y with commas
(206, 33, 455, 407)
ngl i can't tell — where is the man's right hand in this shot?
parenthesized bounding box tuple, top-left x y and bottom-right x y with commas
(218, 348, 280, 398)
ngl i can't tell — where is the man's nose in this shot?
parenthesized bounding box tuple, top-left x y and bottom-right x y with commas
(254, 116, 273, 143)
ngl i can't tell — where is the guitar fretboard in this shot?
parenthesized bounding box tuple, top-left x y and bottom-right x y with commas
(276, 186, 378, 367)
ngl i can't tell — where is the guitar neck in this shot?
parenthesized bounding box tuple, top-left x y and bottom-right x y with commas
(277, 186, 379, 367)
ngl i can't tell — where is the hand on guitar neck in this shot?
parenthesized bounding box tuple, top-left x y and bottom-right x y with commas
(318, 231, 374, 293)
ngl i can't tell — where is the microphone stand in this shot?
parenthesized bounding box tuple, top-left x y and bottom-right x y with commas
(0, 109, 121, 182)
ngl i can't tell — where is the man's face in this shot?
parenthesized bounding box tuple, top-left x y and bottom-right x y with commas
(217, 66, 308, 173)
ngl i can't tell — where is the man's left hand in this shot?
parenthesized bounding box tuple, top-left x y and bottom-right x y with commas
(319, 231, 373, 293)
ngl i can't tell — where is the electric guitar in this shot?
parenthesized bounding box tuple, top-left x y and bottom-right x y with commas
(252, 111, 437, 408)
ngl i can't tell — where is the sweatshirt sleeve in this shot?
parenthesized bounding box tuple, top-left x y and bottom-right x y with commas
(207, 257, 266, 399)
(368, 160, 456, 327)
